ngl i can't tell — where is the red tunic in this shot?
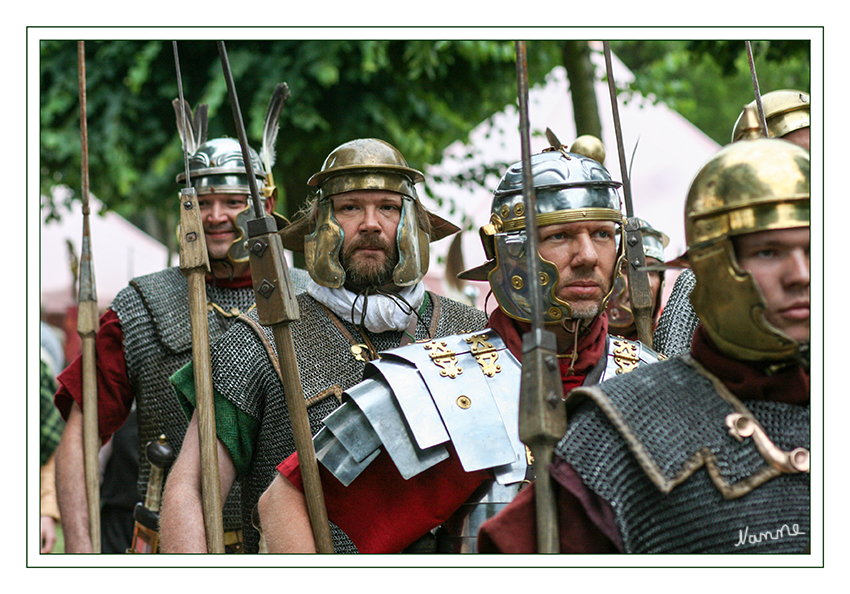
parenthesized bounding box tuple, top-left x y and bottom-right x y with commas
(53, 271, 254, 443)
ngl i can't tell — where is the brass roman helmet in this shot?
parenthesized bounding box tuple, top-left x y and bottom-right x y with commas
(731, 89, 810, 142)
(459, 143, 625, 325)
(282, 138, 458, 288)
(687, 106, 810, 361)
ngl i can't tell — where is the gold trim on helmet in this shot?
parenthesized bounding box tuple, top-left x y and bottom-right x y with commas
(500, 207, 625, 233)
(294, 138, 456, 288)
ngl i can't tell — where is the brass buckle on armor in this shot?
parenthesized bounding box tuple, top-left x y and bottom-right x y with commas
(223, 529, 244, 553)
(424, 340, 463, 378)
(612, 339, 640, 374)
(725, 413, 810, 474)
(465, 333, 502, 377)
(351, 344, 373, 362)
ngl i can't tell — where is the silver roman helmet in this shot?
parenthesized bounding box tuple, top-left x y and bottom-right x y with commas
(173, 98, 286, 264)
(460, 144, 625, 325)
(175, 137, 276, 263)
(280, 138, 459, 288)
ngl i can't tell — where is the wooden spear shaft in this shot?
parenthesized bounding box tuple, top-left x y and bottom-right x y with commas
(76, 40, 101, 553)
(172, 40, 225, 553)
(602, 42, 654, 349)
(177, 185, 225, 553)
(514, 40, 566, 553)
(215, 40, 334, 553)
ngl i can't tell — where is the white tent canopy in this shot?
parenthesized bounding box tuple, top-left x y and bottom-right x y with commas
(40, 186, 175, 315)
(422, 44, 721, 310)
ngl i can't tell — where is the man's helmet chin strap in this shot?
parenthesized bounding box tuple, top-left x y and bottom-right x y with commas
(348, 285, 425, 333)
(306, 280, 426, 336)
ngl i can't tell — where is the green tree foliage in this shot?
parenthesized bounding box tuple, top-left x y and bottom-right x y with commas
(40, 39, 561, 251)
(42, 38, 811, 255)
(609, 39, 810, 146)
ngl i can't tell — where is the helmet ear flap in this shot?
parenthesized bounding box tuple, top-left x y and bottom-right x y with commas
(304, 198, 346, 288)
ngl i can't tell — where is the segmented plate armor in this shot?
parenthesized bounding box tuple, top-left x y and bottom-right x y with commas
(653, 268, 699, 358)
(112, 266, 310, 533)
(209, 291, 487, 553)
(436, 334, 663, 553)
(558, 355, 810, 553)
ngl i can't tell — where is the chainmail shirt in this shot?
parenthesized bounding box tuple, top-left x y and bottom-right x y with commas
(557, 355, 810, 553)
(205, 290, 487, 553)
(111, 266, 309, 533)
(653, 268, 699, 358)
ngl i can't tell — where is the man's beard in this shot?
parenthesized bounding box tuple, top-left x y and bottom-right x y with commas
(340, 235, 399, 291)
(570, 302, 602, 320)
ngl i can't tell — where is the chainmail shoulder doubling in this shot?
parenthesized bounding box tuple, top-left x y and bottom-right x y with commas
(558, 356, 810, 553)
(210, 291, 487, 553)
(653, 268, 699, 358)
(113, 267, 256, 533)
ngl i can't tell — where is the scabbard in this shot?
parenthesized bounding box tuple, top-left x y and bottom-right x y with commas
(127, 436, 175, 553)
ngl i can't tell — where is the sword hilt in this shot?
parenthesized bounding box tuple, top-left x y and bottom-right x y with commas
(146, 434, 176, 471)
(142, 435, 175, 514)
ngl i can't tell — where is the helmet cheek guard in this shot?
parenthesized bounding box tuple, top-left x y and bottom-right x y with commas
(393, 196, 430, 287)
(490, 155, 625, 324)
(176, 137, 278, 264)
(689, 239, 797, 360)
(291, 138, 459, 289)
(460, 148, 625, 326)
(488, 231, 570, 323)
(606, 219, 669, 335)
(303, 198, 346, 288)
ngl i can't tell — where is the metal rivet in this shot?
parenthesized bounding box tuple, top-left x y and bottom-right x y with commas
(258, 279, 276, 298)
(456, 395, 472, 409)
(511, 275, 524, 289)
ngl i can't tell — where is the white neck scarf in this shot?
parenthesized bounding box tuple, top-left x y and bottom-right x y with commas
(307, 280, 425, 333)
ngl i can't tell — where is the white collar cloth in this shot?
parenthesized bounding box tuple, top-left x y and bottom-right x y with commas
(307, 279, 425, 333)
